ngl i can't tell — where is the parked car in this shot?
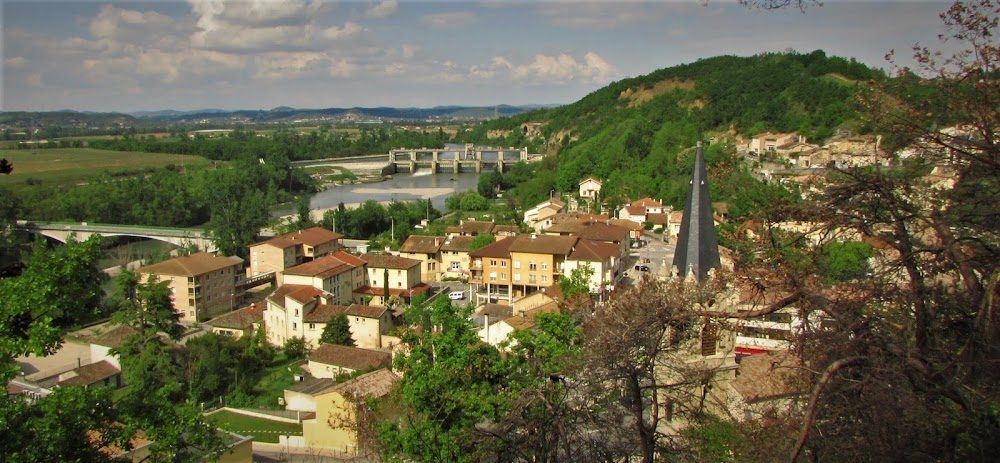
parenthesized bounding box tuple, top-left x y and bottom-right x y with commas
(634, 265, 650, 272)
(448, 291, 465, 300)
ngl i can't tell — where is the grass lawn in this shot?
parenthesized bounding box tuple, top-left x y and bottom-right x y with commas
(205, 410, 302, 443)
(0, 148, 214, 193)
(248, 355, 305, 409)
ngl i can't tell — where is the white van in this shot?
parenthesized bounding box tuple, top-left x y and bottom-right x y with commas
(448, 291, 465, 300)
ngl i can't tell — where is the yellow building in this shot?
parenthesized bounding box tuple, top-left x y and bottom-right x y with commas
(205, 302, 264, 339)
(303, 369, 400, 455)
(508, 234, 577, 296)
(469, 236, 516, 304)
(137, 252, 244, 323)
(398, 235, 443, 282)
(281, 251, 367, 306)
(355, 254, 428, 305)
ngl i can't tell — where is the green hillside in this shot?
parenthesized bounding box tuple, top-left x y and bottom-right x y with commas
(469, 50, 884, 218)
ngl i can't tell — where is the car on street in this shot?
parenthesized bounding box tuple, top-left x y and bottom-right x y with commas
(634, 265, 650, 272)
(448, 291, 465, 300)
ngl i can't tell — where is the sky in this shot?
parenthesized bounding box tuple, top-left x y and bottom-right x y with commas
(0, 0, 959, 113)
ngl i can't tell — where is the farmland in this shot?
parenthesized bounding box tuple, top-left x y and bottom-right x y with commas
(0, 148, 215, 192)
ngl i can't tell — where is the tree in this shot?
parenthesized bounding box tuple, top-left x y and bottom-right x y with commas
(459, 191, 490, 211)
(205, 171, 270, 259)
(468, 233, 496, 251)
(284, 336, 308, 359)
(0, 188, 23, 273)
(320, 314, 356, 346)
(295, 195, 313, 230)
(736, 2, 1000, 459)
(0, 236, 106, 381)
(0, 158, 12, 175)
(477, 170, 503, 198)
(378, 297, 509, 462)
(559, 263, 595, 300)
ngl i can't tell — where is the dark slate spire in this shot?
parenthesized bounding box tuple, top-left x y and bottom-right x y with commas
(671, 141, 721, 281)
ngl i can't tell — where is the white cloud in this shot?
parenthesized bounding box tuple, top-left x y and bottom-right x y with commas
(187, 0, 359, 53)
(366, 0, 398, 18)
(419, 11, 479, 28)
(499, 52, 619, 84)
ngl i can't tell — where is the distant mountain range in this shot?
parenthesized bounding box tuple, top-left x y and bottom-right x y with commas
(0, 105, 558, 128)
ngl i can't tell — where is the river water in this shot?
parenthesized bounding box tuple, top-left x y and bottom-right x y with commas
(305, 171, 481, 213)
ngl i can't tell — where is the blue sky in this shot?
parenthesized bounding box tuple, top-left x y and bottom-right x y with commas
(1, 1, 957, 113)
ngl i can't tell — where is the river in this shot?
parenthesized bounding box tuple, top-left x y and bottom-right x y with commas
(276, 171, 482, 217)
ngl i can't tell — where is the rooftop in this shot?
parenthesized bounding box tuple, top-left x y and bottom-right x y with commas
(206, 302, 265, 330)
(361, 254, 421, 270)
(309, 344, 392, 372)
(508, 234, 578, 256)
(137, 252, 240, 277)
(317, 368, 400, 399)
(399, 235, 443, 254)
(283, 254, 358, 279)
(252, 227, 343, 249)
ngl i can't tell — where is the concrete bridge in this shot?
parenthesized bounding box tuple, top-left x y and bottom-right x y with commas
(289, 148, 538, 175)
(389, 147, 528, 174)
(16, 221, 216, 252)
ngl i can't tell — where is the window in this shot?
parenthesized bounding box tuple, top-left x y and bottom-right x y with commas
(490, 260, 497, 267)
(514, 274, 521, 282)
(309, 323, 315, 330)
(490, 272, 497, 281)
(529, 262, 537, 271)
(529, 275, 537, 284)
(514, 261, 521, 269)
(293, 322, 297, 330)
(450, 261, 461, 271)
(500, 261, 507, 267)
(397, 270, 402, 276)
(541, 275, 548, 283)
(295, 309, 299, 317)
(541, 262, 548, 271)
(500, 273, 507, 280)
(701, 323, 718, 356)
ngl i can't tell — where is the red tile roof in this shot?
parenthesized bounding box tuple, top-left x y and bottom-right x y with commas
(569, 239, 620, 262)
(253, 227, 343, 249)
(57, 360, 120, 387)
(508, 234, 578, 255)
(578, 222, 630, 243)
(732, 350, 803, 403)
(207, 303, 265, 330)
(399, 236, 443, 254)
(267, 284, 329, 308)
(304, 303, 389, 321)
(440, 236, 475, 252)
(360, 254, 421, 270)
(309, 344, 391, 371)
(283, 254, 358, 279)
(137, 252, 240, 277)
(631, 197, 662, 208)
(469, 235, 517, 258)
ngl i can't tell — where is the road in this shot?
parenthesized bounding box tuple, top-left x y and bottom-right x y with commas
(625, 231, 676, 282)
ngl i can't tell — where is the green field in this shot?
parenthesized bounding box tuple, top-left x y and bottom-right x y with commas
(0, 148, 214, 190)
(205, 410, 302, 443)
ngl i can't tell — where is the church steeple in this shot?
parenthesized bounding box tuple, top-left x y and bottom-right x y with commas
(671, 140, 721, 281)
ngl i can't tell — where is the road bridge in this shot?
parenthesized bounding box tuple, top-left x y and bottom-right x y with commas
(16, 221, 216, 252)
(289, 148, 541, 175)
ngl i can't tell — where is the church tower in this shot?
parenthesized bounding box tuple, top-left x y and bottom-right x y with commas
(671, 140, 721, 280)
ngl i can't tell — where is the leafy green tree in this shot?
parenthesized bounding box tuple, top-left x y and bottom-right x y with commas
(379, 297, 508, 462)
(0, 386, 127, 463)
(468, 234, 496, 251)
(477, 170, 503, 198)
(0, 236, 105, 381)
(559, 263, 595, 300)
(205, 170, 270, 259)
(459, 191, 489, 211)
(284, 336, 308, 359)
(817, 240, 873, 283)
(295, 195, 313, 230)
(0, 188, 21, 272)
(320, 314, 356, 346)
(180, 333, 246, 402)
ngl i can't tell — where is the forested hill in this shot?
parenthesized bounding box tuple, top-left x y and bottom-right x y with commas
(474, 50, 884, 215)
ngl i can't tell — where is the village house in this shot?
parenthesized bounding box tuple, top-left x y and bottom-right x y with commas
(355, 254, 428, 306)
(445, 220, 495, 237)
(748, 132, 801, 154)
(248, 227, 344, 279)
(137, 252, 244, 323)
(469, 237, 517, 305)
(263, 285, 393, 349)
(306, 344, 392, 379)
(398, 235, 442, 282)
(578, 177, 602, 200)
(280, 251, 367, 306)
(477, 301, 561, 350)
(564, 239, 622, 293)
(205, 302, 264, 339)
(438, 235, 475, 280)
(508, 233, 577, 296)
(523, 198, 566, 232)
(302, 369, 400, 455)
